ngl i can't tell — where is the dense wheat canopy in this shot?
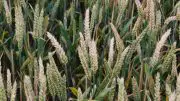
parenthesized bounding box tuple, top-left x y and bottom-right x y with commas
(0, 0, 179, 100)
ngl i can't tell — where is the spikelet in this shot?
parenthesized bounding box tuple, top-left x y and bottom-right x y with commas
(15, 5, 25, 50)
(10, 81, 17, 101)
(89, 40, 98, 74)
(112, 46, 130, 77)
(38, 57, 46, 101)
(176, 74, 180, 100)
(108, 37, 114, 67)
(0, 60, 7, 101)
(33, 4, 39, 38)
(117, 78, 127, 101)
(84, 8, 91, 47)
(154, 73, 160, 101)
(110, 23, 124, 54)
(77, 46, 91, 79)
(132, 77, 141, 101)
(24, 75, 34, 101)
(169, 91, 176, 101)
(3, 0, 12, 24)
(150, 29, 171, 67)
(51, 0, 60, 18)
(47, 32, 68, 64)
(7, 69, 12, 98)
(164, 16, 177, 25)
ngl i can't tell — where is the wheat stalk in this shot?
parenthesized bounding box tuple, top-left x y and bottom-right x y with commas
(47, 32, 68, 64)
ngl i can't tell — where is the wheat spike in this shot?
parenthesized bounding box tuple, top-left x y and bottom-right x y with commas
(24, 75, 34, 101)
(89, 40, 98, 74)
(79, 32, 88, 59)
(117, 78, 127, 101)
(47, 32, 68, 64)
(165, 83, 171, 96)
(77, 88, 83, 101)
(77, 46, 91, 79)
(110, 23, 124, 54)
(38, 9, 44, 37)
(171, 54, 177, 77)
(7, 69, 12, 98)
(51, 0, 60, 18)
(133, 17, 143, 36)
(3, 0, 12, 24)
(132, 77, 141, 101)
(169, 91, 176, 101)
(156, 10, 161, 29)
(15, 5, 25, 50)
(33, 4, 39, 38)
(112, 46, 130, 77)
(84, 8, 91, 47)
(164, 16, 177, 25)
(108, 37, 114, 67)
(10, 81, 17, 101)
(135, 0, 144, 16)
(0, 60, 7, 101)
(150, 29, 171, 66)
(154, 73, 160, 101)
(176, 74, 180, 100)
(38, 57, 46, 101)
(108, 78, 116, 101)
(148, 0, 155, 30)
(90, 1, 98, 34)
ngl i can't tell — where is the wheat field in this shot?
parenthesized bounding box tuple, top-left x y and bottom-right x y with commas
(0, 0, 180, 101)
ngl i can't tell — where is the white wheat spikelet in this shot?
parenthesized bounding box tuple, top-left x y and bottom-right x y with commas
(150, 29, 171, 66)
(7, 69, 12, 98)
(108, 37, 114, 67)
(3, 0, 12, 24)
(154, 72, 160, 101)
(10, 81, 17, 101)
(84, 8, 91, 47)
(38, 57, 46, 101)
(89, 40, 98, 74)
(47, 32, 68, 64)
(15, 5, 25, 50)
(24, 75, 34, 101)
